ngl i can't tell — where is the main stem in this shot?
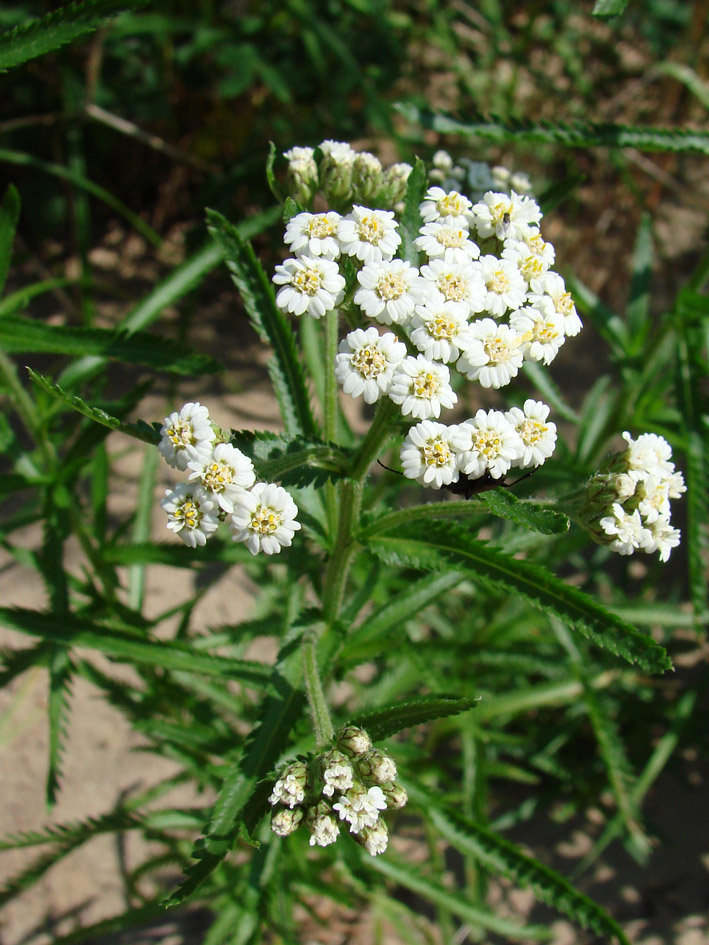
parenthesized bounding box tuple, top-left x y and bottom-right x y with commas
(303, 628, 335, 746)
(323, 309, 339, 543)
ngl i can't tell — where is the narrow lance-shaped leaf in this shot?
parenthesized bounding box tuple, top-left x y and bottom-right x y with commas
(398, 157, 427, 266)
(0, 184, 20, 297)
(396, 103, 709, 155)
(206, 208, 317, 438)
(367, 520, 672, 673)
(347, 694, 479, 741)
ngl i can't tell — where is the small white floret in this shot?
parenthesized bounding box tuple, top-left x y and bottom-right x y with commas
(338, 206, 400, 263)
(335, 327, 406, 404)
(400, 420, 463, 488)
(410, 300, 473, 363)
(230, 482, 301, 555)
(471, 191, 542, 241)
(389, 355, 457, 420)
(161, 483, 220, 548)
(284, 211, 341, 259)
(354, 259, 433, 326)
(273, 256, 345, 319)
(599, 503, 648, 556)
(456, 409, 524, 480)
(510, 305, 565, 365)
(457, 319, 524, 389)
(419, 186, 473, 228)
(415, 222, 480, 265)
(188, 443, 256, 513)
(420, 259, 486, 315)
(621, 431, 675, 482)
(528, 272, 582, 337)
(477, 255, 528, 318)
(158, 402, 215, 471)
(505, 400, 557, 468)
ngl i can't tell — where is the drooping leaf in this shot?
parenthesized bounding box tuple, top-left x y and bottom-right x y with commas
(206, 208, 316, 438)
(397, 103, 709, 155)
(347, 694, 479, 741)
(367, 521, 672, 672)
(405, 781, 631, 945)
(0, 0, 148, 72)
(28, 370, 161, 444)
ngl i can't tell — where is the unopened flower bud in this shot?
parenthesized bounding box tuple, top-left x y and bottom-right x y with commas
(268, 760, 308, 808)
(271, 805, 304, 837)
(319, 749, 354, 797)
(357, 749, 397, 785)
(511, 170, 533, 194)
(337, 725, 372, 756)
(381, 162, 412, 206)
(352, 152, 383, 204)
(284, 147, 318, 205)
(306, 801, 340, 847)
(432, 150, 453, 172)
(380, 780, 408, 810)
(319, 140, 355, 203)
(357, 819, 389, 856)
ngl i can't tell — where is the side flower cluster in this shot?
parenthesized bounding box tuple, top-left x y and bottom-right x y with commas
(576, 432, 685, 561)
(428, 149, 533, 202)
(157, 402, 300, 554)
(268, 726, 407, 856)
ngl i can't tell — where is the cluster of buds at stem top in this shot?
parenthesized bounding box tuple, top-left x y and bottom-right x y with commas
(429, 150, 533, 202)
(282, 140, 412, 212)
(571, 431, 685, 562)
(268, 727, 407, 856)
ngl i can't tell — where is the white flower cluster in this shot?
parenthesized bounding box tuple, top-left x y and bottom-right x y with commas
(268, 727, 407, 857)
(157, 403, 300, 554)
(283, 140, 412, 209)
(429, 149, 533, 202)
(580, 432, 685, 562)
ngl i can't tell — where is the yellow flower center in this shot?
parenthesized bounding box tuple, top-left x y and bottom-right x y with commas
(413, 371, 440, 399)
(250, 506, 283, 534)
(518, 419, 547, 445)
(483, 337, 511, 363)
(166, 418, 194, 448)
(438, 273, 467, 302)
(438, 193, 466, 217)
(429, 313, 459, 341)
(422, 437, 451, 467)
(201, 461, 235, 494)
(473, 430, 502, 459)
(357, 215, 383, 244)
(557, 291, 574, 316)
(490, 200, 511, 227)
(308, 215, 337, 239)
(351, 344, 387, 378)
(519, 255, 544, 280)
(293, 267, 324, 296)
(436, 227, 467, 248)
(176, 498, 201, 528)
(487, 269, 510, 294)
(533, 320, 561, 344)
(526, 234, 546, 254)
(376, 272, 407, 300)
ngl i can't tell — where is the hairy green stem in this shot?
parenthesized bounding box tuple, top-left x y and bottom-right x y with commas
(303, 629, 334, 745)
(323, 309, 339, 543)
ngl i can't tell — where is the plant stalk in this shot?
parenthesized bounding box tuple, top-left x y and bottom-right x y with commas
(303, 629, 334, 745)
(323, 308, 339, 543)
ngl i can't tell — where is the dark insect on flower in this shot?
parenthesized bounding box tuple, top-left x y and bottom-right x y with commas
(377, 461, 533, 499)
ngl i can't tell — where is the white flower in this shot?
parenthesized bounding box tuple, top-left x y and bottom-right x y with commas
(284, 211, 341, 259)
(161, 483, 220, 548)
(360, 820, 389, 856)
(510, 305, 565, 365)
(599, 503, 649, 556)
(400, 420, 463, 488)
(621, 431, 675, 481)
(420, 259, 486, 314)
(338, 206, 401, 263)
(322, 761, 354, 797)
(432, 150, 454, 173)
(187, 443, 256, 513)
(666, 470, 686, 499)
(477, 255, 528, 318)
(415, 222, 480, 264)
(389, 355, 457, 420)
(230, 482, 301, 555)
(502, 239, 552, 283)
(354, 259, 432, 326)
(158, 402, 215, 471)
(528, 272, 582, 337)
(284, 145, 315, 163)
(636, 476, 671, 524)
(273, 256, 345, 319)
(270, 807, 303, 836)
(319, 139, 356, 164)
(457, 319, 525, 389)
(332, 785, 387, 834)
(641, 516, 681, 562)
(505, 400, 557, 468)
(269, 771, 306, 809)
(308, 810, 340, 847)
(419, 187, 473, 228)
(410, 300, 473, 363)
(335, 327, 406, 404)
(471, 190, 542, 241)
(456, 409, 524, 480)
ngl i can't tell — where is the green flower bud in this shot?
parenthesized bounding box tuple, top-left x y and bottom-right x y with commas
(306, 801, 340, 847)
(381, 162, 412, 206)
(356, 819, 389, 856)
(380, 780, 408, 810)
(268, 760, 308, 808)
(337, 725, 373, 756)
(356, 748, 397, 785)
(319, 140, 355, 204)
(319, 749, 354, 797)
(351, 152, 383, 204)
(270, 805, 304, 837)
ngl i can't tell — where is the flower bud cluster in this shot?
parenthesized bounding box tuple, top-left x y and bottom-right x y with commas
(272, 142, 580, 490)
(283, 140, 412, 211)
(268, 727, 407, 856)
(429, 150, 533, 202)
(158, 402, 300, 554)
(576, 432, 685, 561)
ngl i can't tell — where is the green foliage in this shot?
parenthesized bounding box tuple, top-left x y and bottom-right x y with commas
(347, 694, 480, 740)
(593, 0, 631, 17)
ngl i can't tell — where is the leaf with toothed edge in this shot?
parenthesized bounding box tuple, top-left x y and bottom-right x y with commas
(346, 694, 479, 741)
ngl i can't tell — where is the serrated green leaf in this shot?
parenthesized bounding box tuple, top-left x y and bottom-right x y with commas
(0, 0, 148, 72)
(231, 430, 352, 487)
(0, 606, 271, 684)
(347, 694, 479, 741)
(282, 196, 304, 222)
(478, 490, 570, 535)
(367, 521, 671, 672)
(592, 0, 630, 16)
(398, 157, 427, 266)
(0, 184, 20, 297)
(28, 370, 161, 444)
(101, 539, 250, 567)
(397, 103, 709, 155)
(46, 649, 72, 807)
(206, 208, 316, 438)
(406, 782, 630, 945)
(1, 317, 217, 374)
